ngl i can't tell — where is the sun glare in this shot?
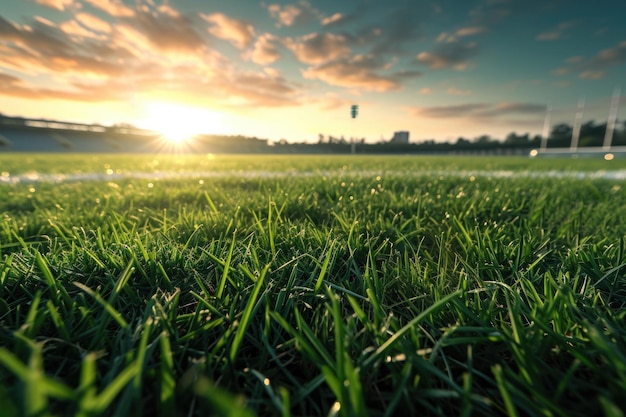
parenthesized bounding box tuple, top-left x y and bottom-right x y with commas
(140, 102, 221, 145)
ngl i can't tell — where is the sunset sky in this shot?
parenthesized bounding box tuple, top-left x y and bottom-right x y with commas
(1, 0, 625, 143)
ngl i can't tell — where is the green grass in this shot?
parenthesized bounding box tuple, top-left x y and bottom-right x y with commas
(1, 154, 626, 416)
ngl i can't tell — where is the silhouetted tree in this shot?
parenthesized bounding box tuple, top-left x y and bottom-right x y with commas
(548, 123, 573, 147)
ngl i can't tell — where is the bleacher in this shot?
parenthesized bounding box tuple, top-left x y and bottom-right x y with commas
(0, 130, 68, 152)
(0, 129, 162, 153)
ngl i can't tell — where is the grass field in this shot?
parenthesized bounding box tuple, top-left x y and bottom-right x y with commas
(1, 154, 626, 417)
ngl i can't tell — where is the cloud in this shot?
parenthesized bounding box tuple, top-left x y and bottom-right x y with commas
(234, 72, 295, 96)
(285, 32, 351, 65)
(419, 87, 433, 94)
(0, 9, 302, 109)
(247, 33, 282, 65)
(579, 70, 605, 80)
(413, 102, 546, 119)
(127, 9, 206, 53)
(32, 0, 74, 11)
(321, 13, 344, 26)
(0, 15, 130, 77)
(416, 41, 478, 70)
(556, 40, 626, 80)
(584, 40, 626, 70)
(60, 20, 99, 39)
(207, 70, 300, 107)
(83, 0, 134, 17)
(370, 6, 425, 55)
(313, 92, 354, 110)
(536, 21, 575, 41)
(552, 68, 570, 76)
(75, 13, 112, 34)
(447, 87, 472, 96)
(302, 54, 421, 92)
(0, 70, 129, 101)
(485, 102, 547, 116)
(469, 0, 562, 27)
(456, 26, 486, 37)
(266, 1, 320, 27)
(202, 13, 255, 49)
(565, 56, 583, 63)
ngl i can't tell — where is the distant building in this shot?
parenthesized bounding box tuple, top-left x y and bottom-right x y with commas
(390, 131, 409, 144)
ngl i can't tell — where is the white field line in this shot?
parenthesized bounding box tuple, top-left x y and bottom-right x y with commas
(2, 169, 626, 184)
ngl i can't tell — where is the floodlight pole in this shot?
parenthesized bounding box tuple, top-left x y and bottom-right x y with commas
(350, 104, 358, 155)
(540, 105, 551, 151)
(603, 86, 621, 151)
(570, 97, 585, 152)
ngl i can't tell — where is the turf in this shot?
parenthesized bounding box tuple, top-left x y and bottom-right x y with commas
(1, 154, 626, 417)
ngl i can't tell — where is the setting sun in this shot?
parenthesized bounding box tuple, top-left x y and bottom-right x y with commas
(139, 102, 222, 144)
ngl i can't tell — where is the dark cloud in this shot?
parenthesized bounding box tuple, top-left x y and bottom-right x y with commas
(369, 5, 426, 55)
(302, 54, 421, 92)
(284, 32, 351, 64)
(309, 2, 429, 56)
(416, 41, 479, 70)
(414, 102, 546, 118)
(469, 0, 565, 27)
(415, 103, 490, 118)
(129, 10, 206, 52)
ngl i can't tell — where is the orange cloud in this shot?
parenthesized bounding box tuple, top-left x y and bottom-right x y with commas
(202, 12, 255, 49)
(321, 13, 344, 26)
(83, 0, 134, 17)
(247, 33, 282, 65)
(75, 12, 112, 34)
(33, 0, 74, 11)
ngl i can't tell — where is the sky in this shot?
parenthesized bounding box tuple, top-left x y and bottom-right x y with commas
(1, 0, 625, 144)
